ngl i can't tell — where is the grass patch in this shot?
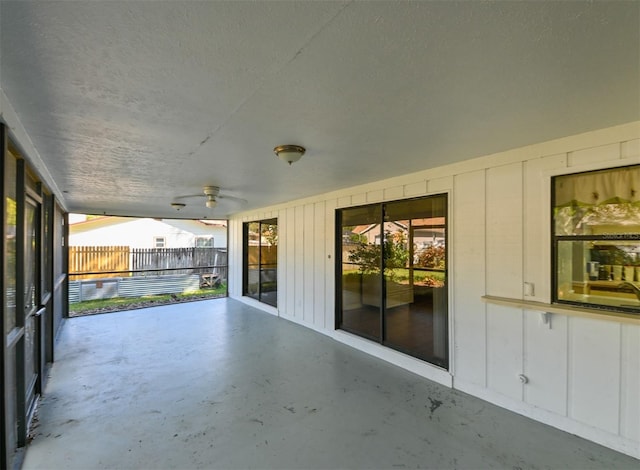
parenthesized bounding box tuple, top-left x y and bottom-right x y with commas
(69, 285, 227, 316)
(342, 269, 445, 287)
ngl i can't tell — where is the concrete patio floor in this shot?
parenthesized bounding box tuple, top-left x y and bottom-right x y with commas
(23, 298, 639, 469)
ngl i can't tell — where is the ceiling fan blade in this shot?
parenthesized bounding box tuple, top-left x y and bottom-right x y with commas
(217, 194, 248, 204)
(172, 186, 247, 207)
(174, 194, 206, 200)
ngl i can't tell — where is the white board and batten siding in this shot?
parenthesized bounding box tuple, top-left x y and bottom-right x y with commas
(452, 169, 487, 387)
(485, 162, 525, 401)
(229, 121, 640, 458)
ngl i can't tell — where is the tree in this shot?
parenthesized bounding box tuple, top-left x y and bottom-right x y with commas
(261, 223, 278, 246)
(348, 229, 408, 275)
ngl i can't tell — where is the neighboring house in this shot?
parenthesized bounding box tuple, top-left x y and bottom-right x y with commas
(346, 220, 445, 248)
(69, 216, 227, 249)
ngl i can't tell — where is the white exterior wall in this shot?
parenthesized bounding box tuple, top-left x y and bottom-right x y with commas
(70, 219, 227, 248)
(229, 121, 640, 458)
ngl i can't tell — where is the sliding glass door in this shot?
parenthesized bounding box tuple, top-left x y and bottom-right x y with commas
(2, 131, 54, 468)
(21, 195, 41, 433)
(338, 204, 382, 340)
(243, 218, 278, 307)
(337, 195, 448, 368)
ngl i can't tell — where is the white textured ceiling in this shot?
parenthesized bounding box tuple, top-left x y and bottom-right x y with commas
(1, 1, 638, 219)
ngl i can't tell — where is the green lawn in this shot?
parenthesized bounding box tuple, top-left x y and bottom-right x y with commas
(342, 269, 445, 287)
(69, 285, 227, 315)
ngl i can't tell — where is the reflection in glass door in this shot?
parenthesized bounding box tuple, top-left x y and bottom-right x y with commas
(245, 221, 260, 300)
(337, 195, 448, 369)
(3, 129, 53, 467)
(243, 218, 278, 307)
(3, 138, 19, 465)
(338, 204, 382, 341)
(22, 197, 40, 425)
(383, 197, 447, 367)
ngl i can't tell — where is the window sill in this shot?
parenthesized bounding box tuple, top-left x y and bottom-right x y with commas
(481, 295, 640, 325)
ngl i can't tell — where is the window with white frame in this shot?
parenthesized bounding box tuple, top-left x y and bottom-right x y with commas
(195, 236, 214, 248)
(552, 164, 640, 313)
(153, 236, 166, 248)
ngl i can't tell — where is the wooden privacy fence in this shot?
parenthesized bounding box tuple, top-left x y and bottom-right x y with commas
(69, 246, 227, 279)
(131, 247, 226, 276)
(69, 246, 130, 279)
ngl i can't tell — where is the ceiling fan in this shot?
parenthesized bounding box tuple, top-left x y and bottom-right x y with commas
(171, 185, 247, 210)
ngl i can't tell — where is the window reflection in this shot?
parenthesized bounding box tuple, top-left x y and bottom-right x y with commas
(340, 205, 382, 340)
(553, 165, 640, 312)
(244, 219, 278, 307)
(4, 150, 17, 334)
(338, 195, 448, 369)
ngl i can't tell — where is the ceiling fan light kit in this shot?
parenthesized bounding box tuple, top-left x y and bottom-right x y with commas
(274, 144, 305, 165)
(203, 185, 219, 208)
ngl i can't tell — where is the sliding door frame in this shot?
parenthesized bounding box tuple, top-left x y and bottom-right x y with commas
(335, 194, 449, 368)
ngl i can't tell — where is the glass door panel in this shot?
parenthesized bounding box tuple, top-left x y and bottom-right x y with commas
(259, 221, 278, 307)
(382, 218, 414, 353)
(23, 198, 39, 411)
(5, 151, 17, 333)
(338, 205, 382, 341)
(382, 196, 448, 367)
(243, 219, 278, 307)
(3, 137, 19, 463)
(246, 222, 260, 301)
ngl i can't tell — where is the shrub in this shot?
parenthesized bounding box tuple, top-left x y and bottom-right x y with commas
(416, 244, 445, 270)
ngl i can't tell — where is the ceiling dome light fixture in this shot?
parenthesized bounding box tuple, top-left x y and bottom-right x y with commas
(274, 144, 305, 165)
(205, 196, 217, 209)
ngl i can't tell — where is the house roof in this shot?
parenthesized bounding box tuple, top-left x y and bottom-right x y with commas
(1, 1, 638, 219)
(351, 222, 409, 235)
(70, 217, 131, 231)
(70, 216, 227, 233)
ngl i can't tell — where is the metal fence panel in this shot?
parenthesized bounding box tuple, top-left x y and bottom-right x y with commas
(68, 274, 204, 303)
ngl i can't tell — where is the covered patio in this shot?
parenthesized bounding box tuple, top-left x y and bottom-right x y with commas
(22, 299, 637, 469)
